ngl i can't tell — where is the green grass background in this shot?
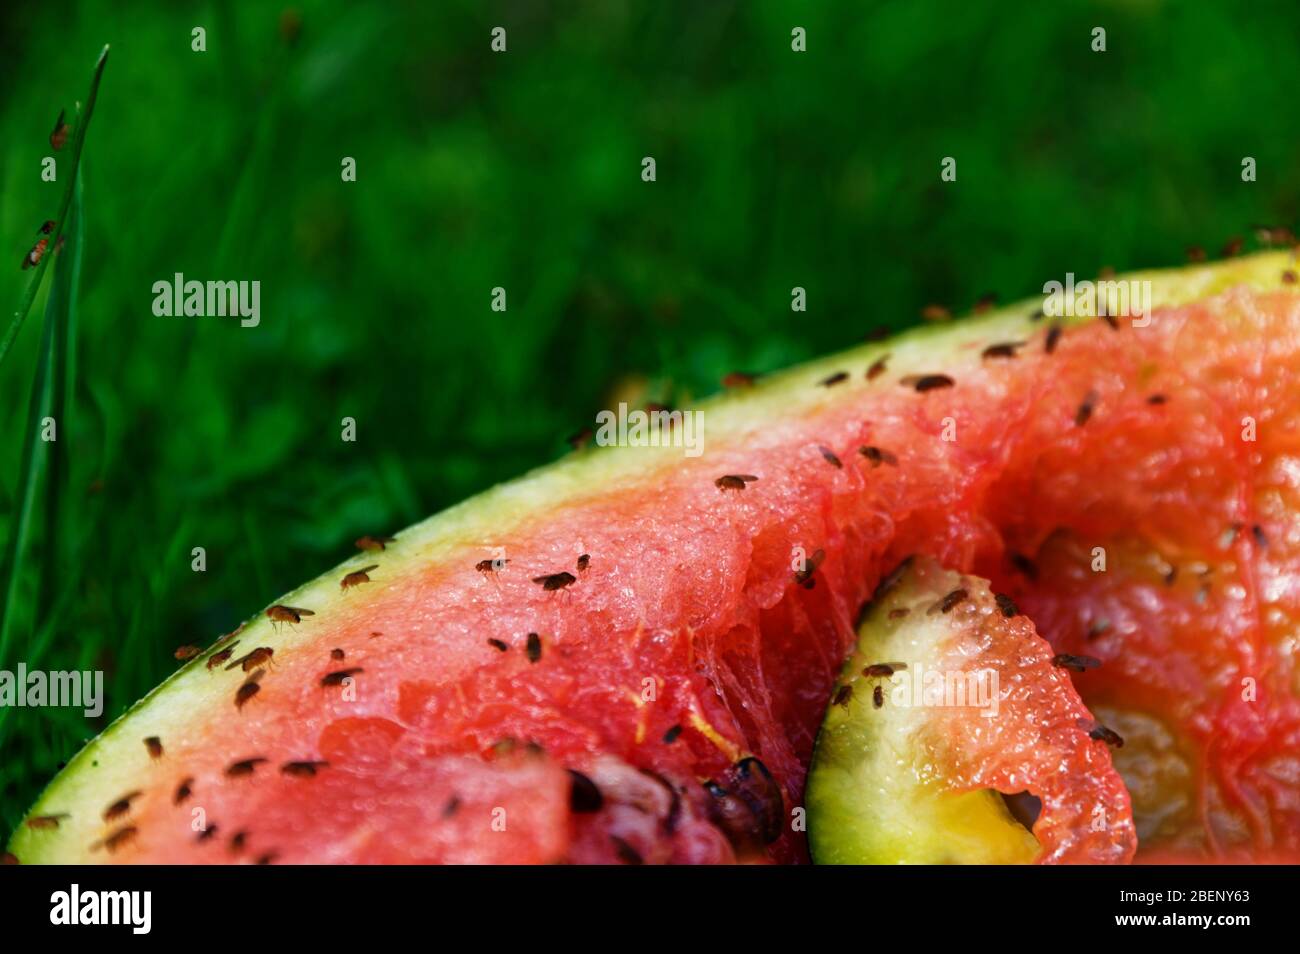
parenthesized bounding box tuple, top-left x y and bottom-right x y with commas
(3, 0, 1300, 833)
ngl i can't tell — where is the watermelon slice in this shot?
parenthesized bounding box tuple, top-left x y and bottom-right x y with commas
(806, 556, 1136, 864)
(10, 251, 1300, 864)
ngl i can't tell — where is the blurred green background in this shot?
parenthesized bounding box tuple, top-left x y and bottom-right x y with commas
(3, 0, 1300, 832)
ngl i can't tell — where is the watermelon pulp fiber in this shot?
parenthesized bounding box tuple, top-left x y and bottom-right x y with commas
(10, 252, 1300, 864)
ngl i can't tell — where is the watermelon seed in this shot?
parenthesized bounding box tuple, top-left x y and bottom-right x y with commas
(196, 824, 219, 842)
(982, 341, 1025, 359)
(532, 571, 576, 591)
(873, 685, 884, 708)
(832, 685, 853, 708)
(818, 446, 843, 468)
(1252, 524, 1268, 548)
(229, 830, 247, 853)
(1045, 323, 1062, 354)
(866, 354, 890, 380)
(173, 644, 200, 661)
(321, 667, 363, 687)
(255, 852, 278, 865)
(1053, 654, 1102, 673)
(994, 593, 1019, 617)
(567, 770, 604, 813)
(715, 474, 759, 491)
(859, 445, 898, 467)
(487, 637, 509, 652)
(820, 371, 849, 387)
(526, 632, 542, 663)
(355, 534, 395, 552)
(610, 835, 644, 864)
(341, 564, 379, 589)
(1075, 390, 1099, 426)
(663, 723, 683, 743)
(104, 790, 142, 821)
(442, 796, 462, 818)
(226, 757, 268, 778)
(26, 813, 69, 830)
(144, 736, 163, 759)
(1146, 393, 1168, 405)
(904, 374, 955, 392)
(1010, 552, 1039, 581)
(281, 760, 329, 778)
(330, 648, 345, 660)
(174, 778, 193, 804)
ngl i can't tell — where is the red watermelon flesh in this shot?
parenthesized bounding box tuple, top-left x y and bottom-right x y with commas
(10, 253, 1300, 864)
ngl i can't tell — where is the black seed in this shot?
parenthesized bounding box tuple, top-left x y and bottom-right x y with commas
(281, 760, 328, 778)
(1075, 390, 1098, 426)
(442, 796, 462, 818)
(526, 632, 542, 663)
(1252, 524, 1268, 548)
(994, 593, 1019, 617)
(859, 445, 898, 467)
(820, 371, 849, 387)
(1045, 323, 1062, 354)
(1052, 653, 1102, 673)
(610, 835, 644, 864)
(818, 446, 842, 469)
(255, 852, 278, 865)
(909, 374, 954, 392)
(229, 831, 247, 853)
(196, 824, 218, 842)
(1010, 552, 1039, 581)
(982, 341, 1024, 359)
(663, 724, 683, 743)
(567, 770, 604, 813)
(487, 637, 509, 652)
(1147, 393, 1168, 405)
(174, 778, 193, 804)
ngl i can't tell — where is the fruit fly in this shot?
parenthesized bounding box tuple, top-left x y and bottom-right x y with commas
(576, 553, 591, 572)
(103, 790, 142, 822)
(99, 825, 138, 855)
(235, 678, 261, 710)
(174, 778, 194, 804)
(49, 110, 69, 150)
(22, 238, 48, 270)
(330, 648, 345, 660)
(207, 643, 238, 670)
(722, 371, 757, 389)
(819, 371, 849, 388)
(818, 446, 842, 469)
(340, 565, 378, 589)
(981, 341, 1025, 359)
(355, 534, 395, 552)
(920, 304, 951, 322)
(227, 647, 274, 672)
(859, 445, 898, 468)
(1053, 653, 1102, 673)
(26, 813, 70, 830)
(174, 644, 201, 661)
(321, 667, 363, 687)
(866, 354, 890, 380)
(225, 757, 268, 778)
(793, 548, 825, 589)
(714, 474, 759, 491)
(144, 736, 164, 759)
(476, 557, 510, 574)
(532, 571, 576, 591)
(526, 632, 542, 663)
(266, 604, 314, 627)
(1075, 390, 1099, 427)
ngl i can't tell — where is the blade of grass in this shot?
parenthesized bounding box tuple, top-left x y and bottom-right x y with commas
(0, 45, 107, 375)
